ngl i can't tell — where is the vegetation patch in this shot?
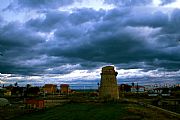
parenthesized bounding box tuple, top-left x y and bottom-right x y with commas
(12, 102, 179, 120)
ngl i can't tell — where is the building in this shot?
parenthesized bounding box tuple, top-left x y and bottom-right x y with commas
(99, 66, 119, 100)
(11, 87, 25, 96)
(4, 90, 11, 96)
(44, 84, 57, 94)
(144, 85, 154, 91)
(148, 87, 171, 96)
(119, 84, 131, 92)
(25, 99, 44, 109)
(131, 86, 145, 93)
(60, 84, 70, 94)
(25, 87, 40, 96)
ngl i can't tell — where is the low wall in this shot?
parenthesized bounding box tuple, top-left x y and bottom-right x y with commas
(44, 99, 70, 107)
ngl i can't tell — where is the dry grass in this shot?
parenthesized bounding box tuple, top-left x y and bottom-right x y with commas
(126, 104, 179, 120)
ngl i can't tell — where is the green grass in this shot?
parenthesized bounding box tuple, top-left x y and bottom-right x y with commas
(13, 103, 130, 120)
(12, 102, 179, 120)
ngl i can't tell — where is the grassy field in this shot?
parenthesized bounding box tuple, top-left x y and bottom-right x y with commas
(12, 102, 179, 120)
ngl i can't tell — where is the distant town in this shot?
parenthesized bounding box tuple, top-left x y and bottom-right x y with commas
(0, 66, 180, 120)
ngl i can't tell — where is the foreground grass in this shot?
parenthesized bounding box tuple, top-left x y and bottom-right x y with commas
(13, 102, 179, 120)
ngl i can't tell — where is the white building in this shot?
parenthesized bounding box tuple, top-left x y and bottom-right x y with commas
(131, 86, 145, 93)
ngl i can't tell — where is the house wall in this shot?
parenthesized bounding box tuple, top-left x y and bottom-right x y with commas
(61, 86, 69, 94)
(44, 85, 57, 94)
(25, 99, 44, 109)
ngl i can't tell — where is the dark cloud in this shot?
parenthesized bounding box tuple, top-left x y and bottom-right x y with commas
(0, 0, 180, 85)
(104, 0, 152, 6)
(160, 0, 176, 5)
(124, 11, 169, 28)
(0, 16, 3, 24)
(26, 7, 180, 72)
(0, 21, 45, 75)
(10, 0, 74, 9)
(69, 8, 104, 25)
(26, 8, 104, 32)
(152, 59, 180, 71)
(26, 11, 69, 32)
(0, 22, 43, 48)
(162, 9, 180, 33)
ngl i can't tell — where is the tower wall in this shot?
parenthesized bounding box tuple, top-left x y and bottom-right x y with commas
(99, 66, 119, 100)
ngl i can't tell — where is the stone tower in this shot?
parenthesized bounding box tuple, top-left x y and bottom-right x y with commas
(99, 66, 119, 100)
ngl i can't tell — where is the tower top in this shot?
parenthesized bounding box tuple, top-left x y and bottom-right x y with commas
(101, 66, 118, 76)
(102, 66, 114, 70)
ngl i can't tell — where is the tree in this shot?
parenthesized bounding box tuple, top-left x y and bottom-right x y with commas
(24, 84, 31, 97)
(14, 82, 18, 87)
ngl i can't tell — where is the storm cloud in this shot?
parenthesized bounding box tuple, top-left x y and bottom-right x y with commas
(0, 0, 179, 86)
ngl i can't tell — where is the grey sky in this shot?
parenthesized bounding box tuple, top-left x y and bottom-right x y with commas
(0, 0, 180, 86)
